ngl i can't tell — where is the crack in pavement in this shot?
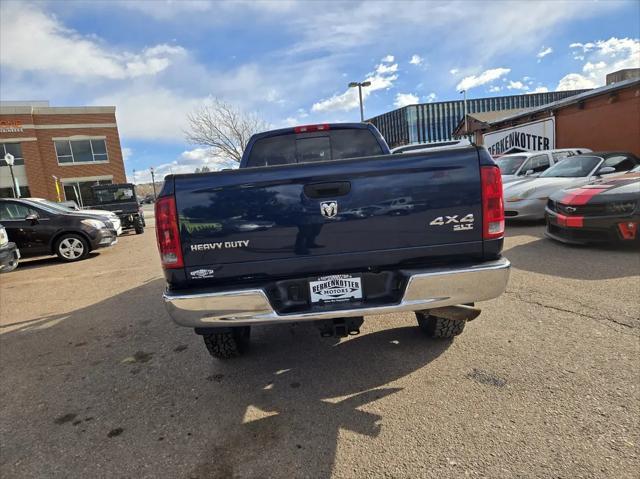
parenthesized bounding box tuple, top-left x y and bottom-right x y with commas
(504, 290, 637, 334)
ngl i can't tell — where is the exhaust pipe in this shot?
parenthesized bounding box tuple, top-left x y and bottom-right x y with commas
(428, 305, 482, 322)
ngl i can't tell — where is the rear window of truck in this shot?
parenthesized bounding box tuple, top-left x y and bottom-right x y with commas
(246, 129, 384, 167)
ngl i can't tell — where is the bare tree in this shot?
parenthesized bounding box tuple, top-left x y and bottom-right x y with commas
(185, 99, 269, 163)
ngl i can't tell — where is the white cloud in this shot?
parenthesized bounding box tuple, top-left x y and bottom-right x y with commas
(94, 86, 203, 141)
(375, 62, 398, 75)
(394, 92, 419, 108)
(536, 46, 553, 61)
(122, 147, 133, 163)
(556, 73, 597, 91)
(425, 92, 437, 103)
(559, 37, 640, 90)
(449, 68, 459, 75)
(134, 147, 238, 183)
(530, 86, 549, 93)
(488, 85, 502, 93)
(507, 80, 529, 91)
(409, 54, 423, 65)
(0, 4, 185, 80)
(381, 55, 395, 63)
(456, 67, 511, 91)
(311, 61, 399, 113)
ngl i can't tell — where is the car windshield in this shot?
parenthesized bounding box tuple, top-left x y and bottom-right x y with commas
(539, 156, 601, 178)
(93, 187, 135, 204)
(495, 155, 527, 175)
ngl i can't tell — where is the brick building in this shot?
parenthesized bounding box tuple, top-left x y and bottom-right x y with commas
(0, 102, 126, 205)
(453, 77, 640, 157)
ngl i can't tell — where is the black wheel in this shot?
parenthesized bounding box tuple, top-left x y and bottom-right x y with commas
(202, 327, 250, 359)
(134, 217, 144, 234)
(416, 311, 466, 338)
(55, 234, 89, 262)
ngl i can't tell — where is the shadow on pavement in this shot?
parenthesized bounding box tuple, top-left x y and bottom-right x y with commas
(505, 236, 639, 280)
(11, 252, 101, 271)
(0, 279, 450, 478)
(504, 219, 546, 238)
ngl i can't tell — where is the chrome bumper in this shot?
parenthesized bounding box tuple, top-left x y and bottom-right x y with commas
(163, 258, 510, 328)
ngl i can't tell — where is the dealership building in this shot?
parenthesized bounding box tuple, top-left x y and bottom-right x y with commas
(455, 77, 640, 157)
(367, 89, 587, 149)
(0, 101, 126, 205)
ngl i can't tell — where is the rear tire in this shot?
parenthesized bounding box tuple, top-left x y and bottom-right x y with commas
(134, 217, 144, 234)
(416, 311, 466, 338)
(55, 234, 89, 262)
(202, 327, 250, 359)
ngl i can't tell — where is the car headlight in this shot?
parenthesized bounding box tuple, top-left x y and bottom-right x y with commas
(0, 227, 8, 246)
(81, 219, 106, 229)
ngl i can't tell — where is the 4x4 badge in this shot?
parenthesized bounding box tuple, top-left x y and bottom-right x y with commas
(320, 201, 338, 218)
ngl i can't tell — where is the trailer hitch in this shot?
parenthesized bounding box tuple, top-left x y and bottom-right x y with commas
(318, 317, 364, 338)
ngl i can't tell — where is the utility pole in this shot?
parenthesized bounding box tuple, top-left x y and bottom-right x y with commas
(150, 167, 157, 200)
(349, 81, 372, 122)
(3, 153, 20, 198)
(459, 89, 468, 137)
(132, 169, 137, 185)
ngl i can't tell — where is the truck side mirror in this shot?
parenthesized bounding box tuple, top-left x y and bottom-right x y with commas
(525, 169, 535, 176)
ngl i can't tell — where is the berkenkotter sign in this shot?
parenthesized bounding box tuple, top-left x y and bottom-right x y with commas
(484, 118, 555, 156)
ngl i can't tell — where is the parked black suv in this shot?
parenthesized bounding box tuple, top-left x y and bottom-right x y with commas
(91, 183, 145, 234)
(0, 198, 117, 262)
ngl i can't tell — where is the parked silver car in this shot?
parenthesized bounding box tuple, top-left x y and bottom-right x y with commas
(503, 152, 639, 220)
(496, 148, 591, 184)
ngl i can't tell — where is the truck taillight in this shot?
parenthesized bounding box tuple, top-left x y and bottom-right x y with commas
(155, 196, 183, 269)
(294, 124, 330, 133)
(481, 166, 505, 239)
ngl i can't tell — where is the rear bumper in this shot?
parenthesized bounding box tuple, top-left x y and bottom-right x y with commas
(163, 258, 511, 328)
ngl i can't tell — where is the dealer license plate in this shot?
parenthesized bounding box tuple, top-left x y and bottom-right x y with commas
(309, 274, 363, 304)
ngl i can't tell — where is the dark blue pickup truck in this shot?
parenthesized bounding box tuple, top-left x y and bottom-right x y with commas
(155, 123, 510, 359)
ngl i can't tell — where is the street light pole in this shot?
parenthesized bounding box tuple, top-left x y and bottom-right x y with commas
(132, 169, 137, 185)
(3, 153, 20, 198)
(459, 89, 468, 137)
(150, 167, 157, 200)
(349, 81, 372, 122)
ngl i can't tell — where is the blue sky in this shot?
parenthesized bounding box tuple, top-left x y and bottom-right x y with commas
(1, 0, 639, 182)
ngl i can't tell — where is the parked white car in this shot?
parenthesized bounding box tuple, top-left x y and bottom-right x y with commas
(27, 198, 123, 235)
(496, 148, 592, 184)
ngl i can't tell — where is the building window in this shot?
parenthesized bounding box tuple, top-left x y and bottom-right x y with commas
(54, 139, 108, 164)
(62, 178, 113, 207)
(0, 143, 24, 166)
(0, 186, 31, 199)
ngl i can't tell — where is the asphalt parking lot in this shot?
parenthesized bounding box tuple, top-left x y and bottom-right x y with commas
(1, 217, 638, 478)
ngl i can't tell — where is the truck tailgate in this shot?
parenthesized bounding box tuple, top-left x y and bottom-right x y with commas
(174, 147, 483, 282)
